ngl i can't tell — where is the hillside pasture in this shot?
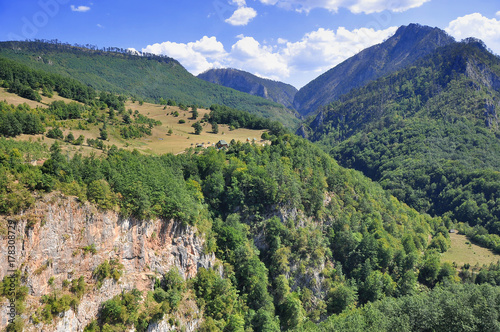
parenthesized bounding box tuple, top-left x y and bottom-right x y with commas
(441, 232, 500, 267)
(1, 89, 269, 156)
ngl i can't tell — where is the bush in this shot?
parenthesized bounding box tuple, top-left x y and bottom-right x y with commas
(46, 127, 63, 139)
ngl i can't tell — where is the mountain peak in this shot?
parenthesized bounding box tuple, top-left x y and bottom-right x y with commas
(293, 24, 455, 116)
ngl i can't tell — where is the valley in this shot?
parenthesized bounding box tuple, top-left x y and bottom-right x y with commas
(1, 22, 500, 332)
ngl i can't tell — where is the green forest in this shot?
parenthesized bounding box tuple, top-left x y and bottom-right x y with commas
(303, 40, 500, 253)
(1, 36, 500, 331)
(2, 129, 500, 331)
(0, 41, 299, 128)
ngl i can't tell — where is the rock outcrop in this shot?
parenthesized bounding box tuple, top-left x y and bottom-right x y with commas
(198, 68, 298, 109)
(0, 193, 215, 331)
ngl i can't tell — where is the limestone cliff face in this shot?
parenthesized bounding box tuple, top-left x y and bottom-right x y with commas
(0, 193, 215, 331)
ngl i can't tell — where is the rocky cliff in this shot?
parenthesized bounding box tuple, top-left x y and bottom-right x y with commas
(293, 24, 456, 116)
(198, 68, 298, 109)
(0, 192, 216, 331)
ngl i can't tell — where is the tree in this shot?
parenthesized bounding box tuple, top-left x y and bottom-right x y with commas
(192, 122, 202, 135)
(99, 128, 108, 141)
(74, 135, 85, 145)
(65, 132, 75, 143)
(419, 250, 441, 287)
(192, 107, 199, 119)
(122, 114, 132, 124)
(46, 127, 63, 139)
(328, 282, 358, 314)
(212, 122, 219, 134)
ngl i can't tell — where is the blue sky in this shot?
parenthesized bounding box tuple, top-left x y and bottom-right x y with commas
(1, 0, 499, 88)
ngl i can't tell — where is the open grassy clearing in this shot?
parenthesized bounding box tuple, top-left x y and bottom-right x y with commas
(0, 87, 79, 108)
(120, 101, 267, 154)
(2, 89, 269, 156)
(441, 232, 500, 267)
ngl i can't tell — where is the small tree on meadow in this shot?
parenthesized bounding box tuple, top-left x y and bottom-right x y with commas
(192, 122, 202, 135)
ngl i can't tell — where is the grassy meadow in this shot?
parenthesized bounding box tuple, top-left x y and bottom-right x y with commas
(1, 89, 268, 157)
(441, 232, 500, 267)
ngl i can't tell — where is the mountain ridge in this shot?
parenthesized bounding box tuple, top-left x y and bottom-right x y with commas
(0, 40, 300, 128)
(293, 23, 456, 116)
(197, 68, 298, 109)
(302, 38, 500, 242)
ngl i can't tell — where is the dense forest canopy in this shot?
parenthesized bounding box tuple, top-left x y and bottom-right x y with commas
(2, 129, 500, 331)
(1, 34, 500, 331)
(302, 40, 500, 252)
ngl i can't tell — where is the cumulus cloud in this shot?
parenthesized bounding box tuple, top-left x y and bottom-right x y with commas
(70, 5, 91, 12)
(229, 36, 289, 79)
(446, 13, 500, 54)
(496, 11, 500, 17)
(258, 0, 429, 14)
(225, 6, 258, 26)
(142, 36, 227, 75)
(284, 26, 398, 80)
(126, 48, 141, 55)
(141, 25, 397, 87)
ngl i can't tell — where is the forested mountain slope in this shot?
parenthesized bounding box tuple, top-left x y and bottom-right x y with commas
(302, 38, 500, 245)
(4, 126, 492, 331)
(198, 68, 298, 109)
(293, 24, 455, 116)
(0, 41, 299, 128)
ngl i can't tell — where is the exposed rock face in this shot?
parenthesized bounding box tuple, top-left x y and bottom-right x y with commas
(0, 193, 215, 331)
(294, 24, 456, 116)
(198, 68, 298, 109)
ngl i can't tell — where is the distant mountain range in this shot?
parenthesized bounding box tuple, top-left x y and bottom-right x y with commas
(0, 41, 299, 128)
(293, 23, 455, 116)
(197, 68, 298, 109)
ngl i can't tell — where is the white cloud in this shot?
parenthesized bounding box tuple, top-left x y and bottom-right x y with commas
(258, 0, 429, 14)
(96, 24, 103, 28)
(127, 48, 141, 55)
(230, 36, 289, 79)
(70, 5, 91, 12)
(284, 26, 398, 77)
(230, 0, 247, 6)
(225, 6, 257, 26)
(142, 36, 227, 75)
(446, 13, 500, 54)
(496, 11, 500, 17)
(141, 25, 397, 88)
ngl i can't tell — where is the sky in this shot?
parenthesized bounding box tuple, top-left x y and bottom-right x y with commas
(0, 0, 499, 88)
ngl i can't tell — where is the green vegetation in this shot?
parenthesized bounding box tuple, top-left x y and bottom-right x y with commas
(316, 283, 500, 332)
(304, 40, 500, 248)
(93, 259, 124, 288)
(0, 101, 45, 137)
(2, 38, 500, 330)
(0, 41, 299, 128)
(1, 128, 460, 330)
(0, 55, 96, 103)
(87, 269, 188, 332)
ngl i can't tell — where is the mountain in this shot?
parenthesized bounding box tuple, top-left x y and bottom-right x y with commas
(3, 129, 479, 331)
(293, 23, 455, 116)
(0, 41, 299, 128)
(302, 38, 500, 243)
(197, 68, 298, 109)
(3, 34, 500, 332)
